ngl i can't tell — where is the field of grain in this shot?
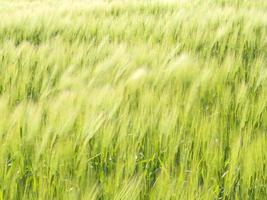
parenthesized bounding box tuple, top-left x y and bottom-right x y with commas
(0, 0, 267, 199)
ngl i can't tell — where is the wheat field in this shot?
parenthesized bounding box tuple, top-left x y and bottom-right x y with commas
(0, 0, 267, 199)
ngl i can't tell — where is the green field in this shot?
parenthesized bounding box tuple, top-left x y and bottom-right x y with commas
(0, 0, 267, 199)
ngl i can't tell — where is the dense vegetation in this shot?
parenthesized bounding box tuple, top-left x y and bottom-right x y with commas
(0, 0, 266, 199)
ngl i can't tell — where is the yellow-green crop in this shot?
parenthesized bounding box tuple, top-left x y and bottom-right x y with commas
(0, 0, 266, 199)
